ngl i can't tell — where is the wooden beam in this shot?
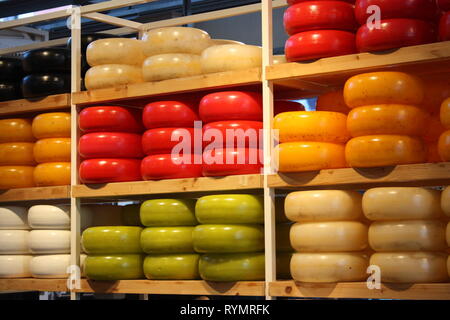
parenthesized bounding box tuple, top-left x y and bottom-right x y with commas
(82, 12, 142, 30)
(79, 0, 156, 14)
(0, 279, 69, 292)
(0, 186, 70, 203)
(0, 94, 70, 116)
(0, 9, 71, 30)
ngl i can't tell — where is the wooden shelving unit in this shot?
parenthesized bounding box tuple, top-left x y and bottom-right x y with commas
(0, 185, 71, 203)
(0, 93, 70, 116)
(0, 279, 69, 292)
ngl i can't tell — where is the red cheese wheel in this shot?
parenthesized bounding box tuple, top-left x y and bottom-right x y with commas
(79, 133, 144, 159)
(142, 128, 196, 155)
(440, 11, 450, 41)
(141, 154, 202, 180)
(79, 106, 143, 133)
(437, 0, 450, 11)
(143, 101, 199, 129)
(202, 148, 262, 177)
(285, 30, 357, 62)
(202, 121, 263, 148)
(79, 159, 142, 183)
(274, 101, 305, 115)
(288, 0, 355, 4)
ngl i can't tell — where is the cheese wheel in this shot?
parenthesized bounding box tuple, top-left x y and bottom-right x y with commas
(201, 44, 262, 74)
(32, 112, 70, 139)
(276, 142, 346, 172)
(142, 54, 202, 82)
(140, 199, 197, 227)
(0, 142, 35, 165)
(82, 226, 142, 254)
(202, 120, 263, 149)
(141, 154, 203, 180)
(84, 64, 144, 90)
(285, 190, 363, 222)
(363, 187, 443, 221)
(86, 38, 145, 67)
(29, 230, 70, 254)
(142, 128, 195, 155)
(0, 119, 34, 143)
(441, 97, 450, 129)
(79, 106, 143, 133)
(0, 166, 35, 189)
(370, 252, 449, 283)
(30, 254, 72, 278)
(84, 254, 144, 280)
(344, 72, 425, 108)
(273, 55, 287, 65)
(0, 255, 32, 278)
(316, 89, 350, 114)
(290, 252, 369, 282)
(79, 159, 142, 183)
(0, 230, 29, 254)
(211, 39, 244, 46)
(290, 221, 368, 252)
(141, 27, 211, 56)
(277, 223, 293, 252)
(345, 135, 426, 167)
(140, 227, 194, 253)
(201, 147, 263, 177)
(33, 138, 70, 163)
(193, 224, 264, 253)
(0, 206, 29, 230)
(79, 132, 143, 159)
(143, 254, 200, 280)
(143, 100, 199, 129)
(369, 220, 447, 252)
(442, 187, 450, 217)
(28, 205, 70, 230)
(34, 162, 70, 187)
(438, 130, 450, 161)
(199, 253, 264, 281)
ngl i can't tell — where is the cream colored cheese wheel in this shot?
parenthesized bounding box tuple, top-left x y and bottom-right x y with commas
(273, 55, 287, 65)
(290, 222, 368, 252)
(285, 190, 363, 222)
(201, 44, 262, 74)
(211, 39, 244, 46)
(290, 252, 369, 282)
(142, 54, 201, 82)
(86, 38, 145, 67)
(142, 27, 211, 56)
(369, 220, 447, 252)
(370, 252, 449, 283)
(28, 205, 70, 230)
(0, 230, 29, 254)
(0, 255, 32, 278)
(363, 187, 443, 221)
(84, 64, 143, 90)
(29, 254, 83, 278)
(442, 186, 450, 217)
(29, 230, 70, 254)
(0, 206, 29, 230)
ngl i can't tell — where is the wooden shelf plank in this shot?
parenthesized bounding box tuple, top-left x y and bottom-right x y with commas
(0, 279, 68, 292)
(0, 185, 71, 202)
(269, 281, 450, 300)
(0, 94, 71, 116)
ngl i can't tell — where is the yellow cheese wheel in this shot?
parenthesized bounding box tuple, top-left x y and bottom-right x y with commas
(0, 255, 32, 278)
(438, 130, 450, 161)
(211, 39, 244, 46)
(273, 55, 287, 65)
(442, 187, 450, 217)
(84, 64, 144, 90)
(142, 54, 201, 82)
(273, 111, 350, 144)
(344, 72, 424, 108)
(276, 142, 346, 172)
(32, 112, 70, 139)
(441, 97, 450, 129)
(290, 252, 369, 282)
(290, 221, 368, 252)
(345, 135, 426, 168)
(34, 162, 70, 187)
(316, 89, 350, 114)
(201, 44, 262, 74)
(0, 119, 34, 143)
(33, 138, 71, 163)
(370, 252, 449, 283)
(86, 38, 145, 67)
(0, 142, 35, 165)
(285, 190, 363, 222)
(0, 166, 35, 189)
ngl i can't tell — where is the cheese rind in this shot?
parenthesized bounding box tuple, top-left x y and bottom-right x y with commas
(82, 226, 143, 254)
(0, 206, 29, 230)
(0, 166, 35, 189)
(143, 254, 200, 280)
(28, 205, 70, 230)
(0, 142, 35, 165)
(33, 162, 70, 187)
(140, 227, 195, 254)
(201, 44, 262, 74)
(0, 119, 34, 143)
(0, 255, 32, 278)
(32, 112, 71, 139)
(34, 138, 71, 163)
(199, 253, 265, 281)
(0, 230, 29, 254)
(86, 38, 145, 67)
(142, 54, 201, 82)
(29, 230, 70, 254)
(84, 64, 143, 90)
(30, 254, 71, 278)
(140, 199, 197, 227)
(84, 254, 144, 280)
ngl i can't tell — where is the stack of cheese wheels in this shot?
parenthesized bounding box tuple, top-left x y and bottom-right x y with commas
(194, 194, 265, 281)
(442, 186, 450, 277)
(355, 0, 437, 52)
(201, 44, 261, 74)
(32, 112, 71, 186)
(0, 57, 24, 101)
(286, 190, 369, 282)
(0, 206, 31, 278)
(140, 199, 200, 279)
(364, 187, 449, 283)
(316, 89, 350, 114)
(141, 27, 211, 81)
(85, 38, 145, 90)
(439, 97, 450, 161)
(199, 91, 263, 176)
(344, 71, 428, 167)
(283, 0, 357, 62)
(82, 226, 144, 280)
(141, 100, 202, 180)
(79, 106, 144, 183)
(274, 111, 349, 172)
(0, 118, 36, 189)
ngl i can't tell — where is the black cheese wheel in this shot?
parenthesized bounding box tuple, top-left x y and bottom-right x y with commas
(22, 48, 70, 74)
(0, 58, 24, 81)
(22, 74, 70, 98)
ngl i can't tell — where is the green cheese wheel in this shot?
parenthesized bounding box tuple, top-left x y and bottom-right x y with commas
(81, 226, 143, 254)
(199, 253, 265, 281)
(143, 254, 200, 280)
(140, 199, 197, 226)
(140, 227, 195, 254)
(121, 204, 142, 226)
(84, 254, 144, 280)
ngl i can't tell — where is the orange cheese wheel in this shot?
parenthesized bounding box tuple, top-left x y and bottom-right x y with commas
(422, 114, 445, 143)
(316, 89, 350, 114)
(345, 135, 426, 168)
(0, 166, 35, 189)
(0, 143, 35, 165)
(32, 113, 70, 139)
(276, 142, 346, 172)
(33, 138, 71, 163)
(0, 119, 34, 143)
(273, 111, 350, 144)
(84, 64, 144, 91)
(438, 130, 450, 161)
(142, 54, 202, 82)
(344, 72, 425, 108)
(33, 162, 70, 187)
(427, 142, 442, 163)
(442, 187, 450, 217)
(421, 74, 450, 115)
(86, 38, 145, 67)
(441, 97, 450, 129)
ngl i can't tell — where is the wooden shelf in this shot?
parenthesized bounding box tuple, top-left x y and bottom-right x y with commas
(0, 94, 71, 116)
(270, 281, 450, 300)
(0, 279, 69, 292)
(0, 185, 71, 203)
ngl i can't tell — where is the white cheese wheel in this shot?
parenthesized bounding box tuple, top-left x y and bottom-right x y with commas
(211, 39, 244, 46)
(285, 190, 363, 222)
(290, 252, 369, 282)
(28, 205, 70, 230)
(0, 230, 29, 254)
(290, 222, 368, 252)
(201, 44, 262, 74)
(273, 55, 287, 65)
(141, 27, 211, 56)
(30, 254, 86, 278)
(29, 230, 70, 254)
(84, 64, 143, 91)
(142, 54, 201, 82)
(442, 186, 450, 217)
(0, 206, 29, 230)
(370, 252, 449, 283)
(369, 220, 447, 252)
(363, 187, 443, 221)
(86, 38, 145, 67)
(0, 255, 32, 278)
